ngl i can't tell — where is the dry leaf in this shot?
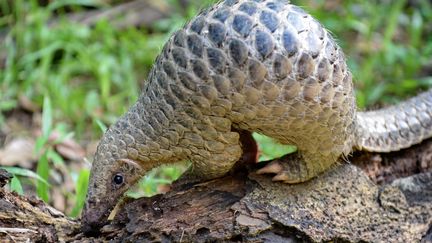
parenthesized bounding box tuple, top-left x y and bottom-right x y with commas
(0, 137, 36, 168)
(18, 95, 40, 113)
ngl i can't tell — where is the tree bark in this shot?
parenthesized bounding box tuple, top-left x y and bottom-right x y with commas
(1, 140, 432, 242)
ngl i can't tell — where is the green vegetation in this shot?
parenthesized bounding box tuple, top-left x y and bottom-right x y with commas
(0, 0, 431, 217)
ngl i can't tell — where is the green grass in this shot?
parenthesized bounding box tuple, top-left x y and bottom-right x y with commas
(2, 0, 159, 134)
(1, 0, 431, 217)
(0, 0, 213, 217)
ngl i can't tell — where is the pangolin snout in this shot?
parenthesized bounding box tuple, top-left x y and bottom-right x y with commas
(81, 199, 110, 234)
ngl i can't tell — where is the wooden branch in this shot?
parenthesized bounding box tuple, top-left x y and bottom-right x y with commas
(1, 140, 432, 242)
(0, 171, 79, 242)
(49, 0, 171, 30)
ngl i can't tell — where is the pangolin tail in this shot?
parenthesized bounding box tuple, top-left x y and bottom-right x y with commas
(355, 89, 432, 152)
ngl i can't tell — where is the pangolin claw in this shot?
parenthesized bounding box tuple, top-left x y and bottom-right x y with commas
(256, 161, 283, 175)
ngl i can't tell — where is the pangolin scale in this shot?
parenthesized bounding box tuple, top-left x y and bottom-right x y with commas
(82, 0, 432, 230)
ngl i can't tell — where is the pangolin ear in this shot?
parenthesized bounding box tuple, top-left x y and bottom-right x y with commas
(116, 158, 144, 177)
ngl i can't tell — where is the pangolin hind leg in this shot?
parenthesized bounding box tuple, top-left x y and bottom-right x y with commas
(256, 151, 338, 183)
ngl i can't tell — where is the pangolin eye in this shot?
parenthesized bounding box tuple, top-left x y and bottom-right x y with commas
(113, 174, 124, 185)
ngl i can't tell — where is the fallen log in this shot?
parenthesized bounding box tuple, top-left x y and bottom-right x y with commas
(1, 140, 432, 242)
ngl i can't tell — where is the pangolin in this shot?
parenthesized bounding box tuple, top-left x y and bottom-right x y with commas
(81, 0, 432, 231)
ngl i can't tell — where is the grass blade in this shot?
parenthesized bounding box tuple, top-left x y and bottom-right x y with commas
(48, 0, 107, 11)
(0, 166, 50, 186)
(36, 153, 50, 202)
(42, 96, 53, 138)
(69, 169, 90, 218)
(10, 176, 24, 195)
